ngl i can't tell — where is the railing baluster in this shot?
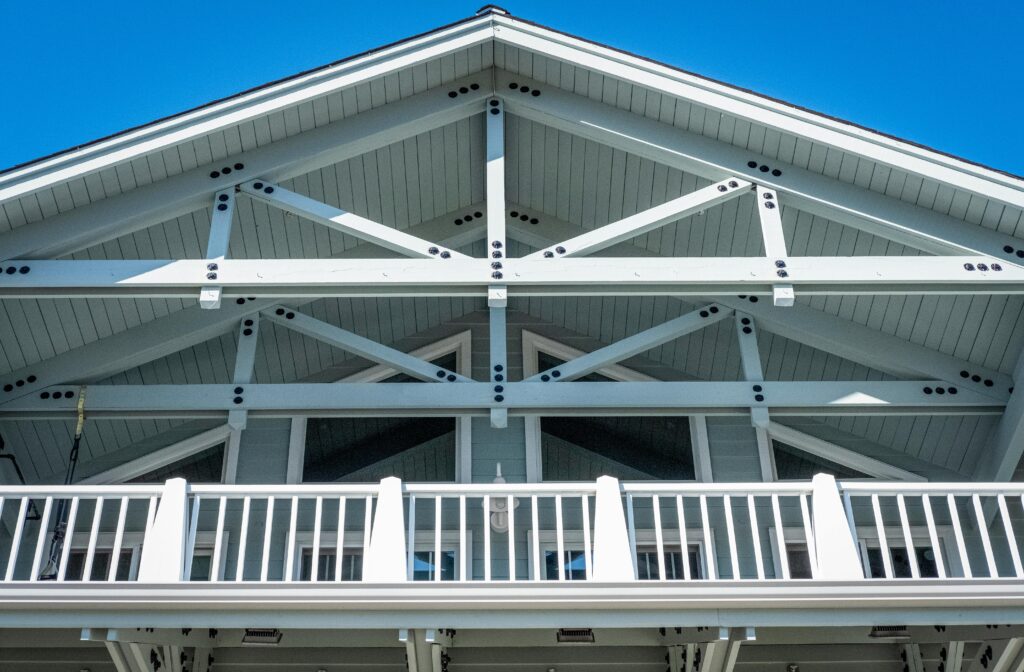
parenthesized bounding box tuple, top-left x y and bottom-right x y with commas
(6, 498, 29, 581)
(362, 495, 372, 575)
(29, 496, 53, 581)
(748, 494, 765, 581)
(237, 496, 252, 582)
(555, 495, 565, 581)
(145, 496, 158, 540)
(335, 497, 346, 582)
(260, 496, 274, 583)
(82, 497, 103, 582)
(184, 495, 201, 581)
(700, 495, 715, 580)
(107, 496, 129, 582)
(972, 494, 998, 578)
(626, 493, 638, 577)
(311, 496, 323, 582)
(871, 494, 893, 579)
(676, 495, 691, 581)
(998, 495, 1023, 578)
(800, 494, 817, 579)
(210, 496, 227, 582)
(435, 496, 443, 582)
(285, 496, 299, 582)
(724, 494, 740, 580)
(921, 494, 946, 578)
(653, 495, 665, 581)
(947, 494, 971, 578)
(506, 495, 515, 581)
(406, 495, 416, 581)
(771, 494, 789, 580)
(581, 494, 592, 581)
(483, 494, 491, 582)
(57, 497, 80, 582)
(896, 494, 920, 579)
(459, 495, 466, 582)
(531, 495, 540, 581)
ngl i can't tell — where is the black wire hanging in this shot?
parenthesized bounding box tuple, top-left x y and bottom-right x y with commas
(38, 388, 86, 581)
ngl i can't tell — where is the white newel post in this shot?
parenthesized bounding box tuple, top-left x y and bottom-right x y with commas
(810, 473, 864, 580)
(137, 478, 189, 582)
(591, 476, 635, 581)
(363, 477, 408, 582)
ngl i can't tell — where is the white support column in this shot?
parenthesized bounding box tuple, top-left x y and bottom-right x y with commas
(700, 628, 753, 672)
(810, 473, 864, 580)
(946, 640, 965, 672)
(525, 304, 732, 382)
(689, 415, 713, 482)
(228, 316, 259, 431)
(525, 178, 750, 259)
(262, 306, 468, 382)
(240, 181, 468, 259)
(362, 477, 407, 582)
(285, 418, 306, 484)
(137, 478, 189, 582)
(591, 475, 634, 582)
(199, 188, 235, 309)
(755, 185, 794, 307)
(487, 96, 509, 430)
(734, 312, 775, 481)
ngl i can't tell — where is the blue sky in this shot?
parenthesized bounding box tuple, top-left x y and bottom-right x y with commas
(3, 1, 1022, 175)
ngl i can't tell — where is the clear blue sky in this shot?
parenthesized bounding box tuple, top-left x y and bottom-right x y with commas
(3, 1, 1022, 175)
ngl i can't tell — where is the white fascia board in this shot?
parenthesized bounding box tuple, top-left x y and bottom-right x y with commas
(0, 380, 1001, 418)
(0, 209, 486, 404)
(493, 16, 1024, 207)
(1, 256, 1021, 298)
(0, 17, 495, 203)
(0, 73, 491, 260)
(497, 70, 1023, 262)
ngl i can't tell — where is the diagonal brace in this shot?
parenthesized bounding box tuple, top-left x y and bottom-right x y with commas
(262, 306, 470, 383)
(526, 178, 750, 259)
(525, 304, 732, 382)
(240, 180, 470, 259)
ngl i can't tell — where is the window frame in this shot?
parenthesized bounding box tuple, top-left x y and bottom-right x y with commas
(289, 529, 470, 581)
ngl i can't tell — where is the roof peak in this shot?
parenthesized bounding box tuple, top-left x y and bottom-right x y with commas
(475, 4, 510, 16)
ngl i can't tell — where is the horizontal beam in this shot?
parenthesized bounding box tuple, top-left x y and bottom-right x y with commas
(0, 256, 1019, 298)
(497, 70, 1024, 263)
(524, 303, 732, 382)
(0, 73, 489, 260)
(262, 306, 470, 382)
(524, 177, 750, 259)
(0, 380, 1001, 419)
(240, 181, 470, 259)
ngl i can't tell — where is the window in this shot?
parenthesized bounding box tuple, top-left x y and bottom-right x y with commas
(544, 549, 588, 581)
(783, 543, 814, 579)
(412, 550, 456, 581)
(862, 544, 941, 578)
(298, 549, 364, 581)
(636, 545, 704, 580)
(65, 549, 136, 581)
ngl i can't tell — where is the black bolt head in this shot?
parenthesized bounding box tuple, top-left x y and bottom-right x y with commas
(492, 271, 503, 279)
(437, 370, 446, 378)
(494, 374, 504, 381)
(206, 272, 217, 280)
(541, 374, 550, 382)
(234, 163, 244, 170)
(544, 251, 554, 258)
(253, 182, 264, 190)
(217, 203, 228, 211)
(494, 394, 504, 402)
(207, 263, 218, 271)
(753, 384, 763, 392)
(491, 262, 503, 269)
(264, 186, 274, 194)
(286, 312, 295, 319)
(764, 201, 775, 209)
(440, 251, 451, 259)
(18, 266, 28, 274)
(494, 365, 504, 372)
(555, 246, 566, 254)
(447, 374, 457, 382)
(551, 370, 561, 378)
(234, 386, 244, 394)
(700, 310, 709, 318)
(494, 385, 504, 392)
(428, 247, 440, 255)
(233, 396, 243, 404)
(754, 394, 764, 402)
(771, 169, 782, 177)
(777, 270, 788, 278)
(219, 194, 229, 202)
(243, 328, 253, 336)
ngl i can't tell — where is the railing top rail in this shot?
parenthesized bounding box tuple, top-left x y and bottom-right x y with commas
(620, 481, 814, 495)
(838, 481, 1024, 495)
(0, 484, 165, 497)
(188, 483, 381, 497)
(404, 482, 598, 495)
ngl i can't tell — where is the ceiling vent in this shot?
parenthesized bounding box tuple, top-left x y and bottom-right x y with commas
(556, 628, 595, 643)
(241, 628, 283, 646)
(868, 625, 909, 640)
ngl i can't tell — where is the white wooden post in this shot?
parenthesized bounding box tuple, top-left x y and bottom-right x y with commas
(137, 478, 189, 582)
(591, 476, 635, 582)
(810, 473, 864, 580)
(363, 477, 408, 582)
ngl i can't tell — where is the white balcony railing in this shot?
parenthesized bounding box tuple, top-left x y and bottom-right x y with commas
(1, 475, 1022, 585)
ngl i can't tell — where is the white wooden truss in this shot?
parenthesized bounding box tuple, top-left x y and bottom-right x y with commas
(0, 9, 1022, 484)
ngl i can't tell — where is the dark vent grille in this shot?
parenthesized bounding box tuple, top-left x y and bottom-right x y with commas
(556, 628, 595, 643)
(242, 628, 283, 646)
(868, 625, 908, 640)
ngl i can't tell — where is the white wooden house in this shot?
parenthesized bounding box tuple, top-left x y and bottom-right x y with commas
(2, 6, 1024, 671)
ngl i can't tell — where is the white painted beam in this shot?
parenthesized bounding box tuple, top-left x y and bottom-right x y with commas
(0, 73, 490, 260)
(524, 303, 731, 382)
(734, 312, 774, 479)
(261, 306, 469, 382)
(0, 380, 1001, 418)
(498, 70, 1024, 263)
(228, 316, 260, 430)
(77, 424, 232, 485)
(754, 186, 793, 306)
(947, 640, 966, 672)
(487, 95, 508, 429)
(977, 345, 1024, 482)
(524, 178, 750, 259)
(240, 181, 469, 259)
(1, 255, 1021, 298)
(0, 209, 486, 404)
(767, 421, 924, 481)
(199, 188, 236, 309)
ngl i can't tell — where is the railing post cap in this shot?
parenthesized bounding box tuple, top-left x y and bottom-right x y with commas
(811, 472, 838, 487)
(596, 474, 620, 486)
